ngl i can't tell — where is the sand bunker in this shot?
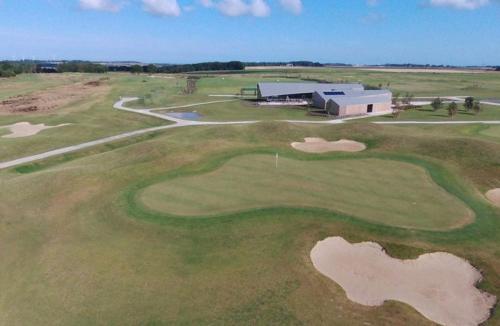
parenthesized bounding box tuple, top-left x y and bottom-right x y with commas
(310, 237, 496, 326)
(485, 188, 500, 207)
(1, 122, 70, 138)
(291, 138, 366, 153)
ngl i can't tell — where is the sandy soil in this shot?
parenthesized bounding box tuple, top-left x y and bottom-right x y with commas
(291, 138, 366, 153)
(485, 188, 500, 207)
(0, 78, 109, 115)
(1, 122, 70, 138)
(310, 237, 496, 326)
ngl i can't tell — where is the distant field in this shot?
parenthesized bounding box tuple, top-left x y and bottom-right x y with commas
(138, 154, 473, 230)
(358, 68, 488, 74)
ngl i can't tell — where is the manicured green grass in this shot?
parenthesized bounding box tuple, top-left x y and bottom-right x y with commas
(480, 125, 500, 138)
(138, 154, 472, 230)
(0, 70, 499, 325)
(0, 122, 498, 325)
(157, 100, 326, 121)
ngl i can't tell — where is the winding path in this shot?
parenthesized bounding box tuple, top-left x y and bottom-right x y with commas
(0, 97, 499, 170)
(0, 98, 257, 170)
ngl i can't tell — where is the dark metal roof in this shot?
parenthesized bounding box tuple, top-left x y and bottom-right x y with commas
(257, 82, 364, 98)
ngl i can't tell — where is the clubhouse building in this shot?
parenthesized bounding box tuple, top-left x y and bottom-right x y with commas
(257, 82, 392, 117)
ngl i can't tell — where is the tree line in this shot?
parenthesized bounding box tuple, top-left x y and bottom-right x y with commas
(0, 61, 37, 77)
(128, 61, 245, 74)
(0, 60, 245, 78)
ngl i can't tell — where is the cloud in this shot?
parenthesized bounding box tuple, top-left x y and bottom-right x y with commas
(250, 0, 271, 16)
(427, 0, 491, 9)
(79, 0, 122, 12)
(142, 0, 181, 16)
(199, 0, 215, 7)
(279, 0, 302, 14)
(205, 0, 270, 17)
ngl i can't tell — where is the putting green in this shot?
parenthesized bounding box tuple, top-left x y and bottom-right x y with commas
(138, 155, 474, 230)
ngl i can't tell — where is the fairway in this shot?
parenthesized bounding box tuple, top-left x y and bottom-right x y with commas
(138, 155, 473, 230)
(480, 125, 500, 139)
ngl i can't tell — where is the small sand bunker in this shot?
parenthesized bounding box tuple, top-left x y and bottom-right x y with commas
(291, 138, 366, 153)
(485, 189, 500, 207)
(310, 237, 496, 326)
(1, 122, 70, 138)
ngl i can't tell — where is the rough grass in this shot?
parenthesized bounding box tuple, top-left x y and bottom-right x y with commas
(138, 154, 473, 230)
(0, 74, 166, 161)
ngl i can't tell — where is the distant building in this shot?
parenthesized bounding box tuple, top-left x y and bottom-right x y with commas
(256, 82, 391, 117)
(312, 89, 392, 116)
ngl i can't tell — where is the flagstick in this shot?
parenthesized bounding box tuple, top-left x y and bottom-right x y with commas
(276, 153, 279, 169)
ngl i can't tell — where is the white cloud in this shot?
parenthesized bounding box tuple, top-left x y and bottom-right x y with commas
(142, 0, 181, 16)
(250, 0, 271, 16)
(199, 0, 215, 7)
(212, 0, 270, 17)
(279, 0, 302, 14)
(428, 0, 490, 9)
(79, 0, 122, 12)
(366, 0, 380, 6)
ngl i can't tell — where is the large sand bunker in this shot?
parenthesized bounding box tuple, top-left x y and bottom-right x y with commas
(485, 188, 500, 207)
(1, 122, 70, 138)
(291, 138, 366, 153)
(310, 237, 496, 326)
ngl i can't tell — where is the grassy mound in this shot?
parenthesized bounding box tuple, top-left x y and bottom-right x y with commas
(137, 154, 473, 230)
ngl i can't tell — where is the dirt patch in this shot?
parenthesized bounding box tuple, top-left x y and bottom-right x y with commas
(1, 122, 70, 138)
(485, 189, 500, 207)
(291, 138, 366, 153)
(310, 237, 496, 326)
(0, 78, 109, 115)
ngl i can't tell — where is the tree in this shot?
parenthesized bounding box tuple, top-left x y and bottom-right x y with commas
(130, 65, 143, 74)
(392, 92, 400, 106)
(145, 64, 157, 74)
(473, 101, 481, 114)
(392, 102, 403, 119)
(431, 97, 443, 111)
(464, 97, 474, 112)
(402, 92, 414, 106)
(447, 102, 458, 118)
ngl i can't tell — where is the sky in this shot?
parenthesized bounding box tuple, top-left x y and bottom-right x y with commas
(0, 0, 499, 65)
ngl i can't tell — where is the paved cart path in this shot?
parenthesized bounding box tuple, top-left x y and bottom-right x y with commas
(1, 97, 499, 170)
(0, 98, 258, 170)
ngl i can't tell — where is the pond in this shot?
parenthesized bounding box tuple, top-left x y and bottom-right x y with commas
(165, 112, 202, 120)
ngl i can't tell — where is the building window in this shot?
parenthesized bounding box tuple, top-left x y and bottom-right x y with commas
(367, 104, 373, 113)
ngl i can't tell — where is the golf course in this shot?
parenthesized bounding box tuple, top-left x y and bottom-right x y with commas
(1, 68, 499, 325)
